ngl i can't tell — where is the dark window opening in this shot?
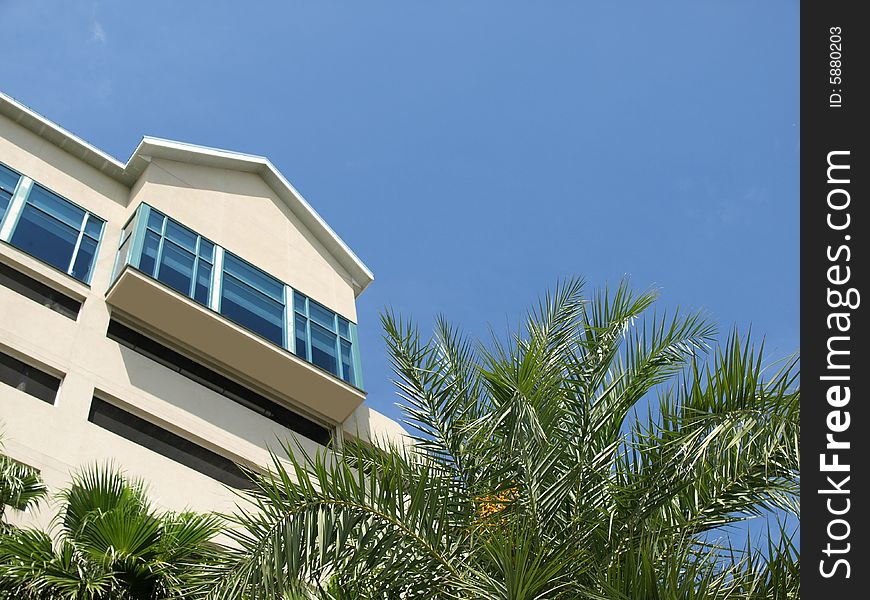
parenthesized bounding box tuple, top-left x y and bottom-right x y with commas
(0, 351, 60, 404)
(88, 397, 253, 489)
(106, 320, 332, 446)
(0, 262, 81, 319)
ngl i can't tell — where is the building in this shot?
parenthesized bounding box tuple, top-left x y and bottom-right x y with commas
(0, 92, 405, 525)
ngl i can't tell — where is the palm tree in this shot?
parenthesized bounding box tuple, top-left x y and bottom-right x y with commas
(199, 279, 800, 599)
(0, 465, 222, 599)
(0, 433, 46, 527)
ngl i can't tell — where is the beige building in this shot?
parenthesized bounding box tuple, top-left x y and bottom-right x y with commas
(0, 91, 404, 525)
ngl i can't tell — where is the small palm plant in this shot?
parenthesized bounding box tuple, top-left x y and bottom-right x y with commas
(199, 279, 799, 599)
(0, 465, 222, 599)
(0, 444, 46, 527)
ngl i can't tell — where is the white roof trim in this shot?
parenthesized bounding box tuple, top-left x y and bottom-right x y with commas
(0, 92, 374, 295)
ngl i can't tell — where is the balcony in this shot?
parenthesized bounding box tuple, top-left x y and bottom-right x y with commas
(105, 204, 366, 423)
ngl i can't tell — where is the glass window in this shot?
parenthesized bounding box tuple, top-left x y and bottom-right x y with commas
(223, 254, 284, 301)
(0, 351, 60, 405)
(84, 214, 103, 239)
(71, 236, 99, 282)
(309, 301, 336, 331)
(89, 397, 252, 489)
(292, 290, 357, 384)
(0, 193, 9, 223)
(340, 339, 354, 384)
(0, 261, 81, 320)
(130, 207, 216, 309)
(11, 204, 80, 270)
(165, 220, 197, 252)
(198, 238, 214, 262)
(310, 323, 338, 375)
(115, 205, 361, 386)
(112, 222, 133, 282)
(139, 230, 161, 276)
(194, 261, 212, 305)
(294, 313, 308, 360)
(25, 185, 85, 228)
(220, 272, 285, 345)
(157, 240, 196, 296)
(338, 317, 350, 339)
(294, 292, 307, 314)
(0, 163, 20, 223)
(147, 209, 165, 232)
(7, 184, 104, 283)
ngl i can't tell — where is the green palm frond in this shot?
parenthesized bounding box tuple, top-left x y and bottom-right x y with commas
(0, 454, 46, 519)
(181, 280, 802, 598)
(0, 464, 220, 599)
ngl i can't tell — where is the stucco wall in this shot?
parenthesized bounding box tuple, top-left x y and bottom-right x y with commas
(128, 159, 358, 321)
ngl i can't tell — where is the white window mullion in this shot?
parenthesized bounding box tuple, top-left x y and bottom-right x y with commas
(285, 284, 294, 352)
(0, 176, 33, 242)
(67, 212, 89, 274)
(209, 246, 224, 312)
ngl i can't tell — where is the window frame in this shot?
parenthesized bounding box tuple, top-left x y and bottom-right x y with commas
(293, 292, 357, 385)
(218, 251, 287, 347)
(115, 203, 364, 389)
(0, 163, 106, 285)
(132, 206, 215, 306)
(0, 162, 23, 225)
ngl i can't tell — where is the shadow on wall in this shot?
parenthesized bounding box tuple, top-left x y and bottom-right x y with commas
(341, 403, 409, 450)
(114, 344, 323, 462)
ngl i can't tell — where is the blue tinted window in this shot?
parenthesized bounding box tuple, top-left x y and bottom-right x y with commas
(26, 186, 84, 228)
(113, 228, 132, 281)
(84, 215, 103, 239)
(147, 209, 165, 232)
(139, 230, 160, 276)
(338, 317, 350, 339)
(157, 241, 195, 296)
(198, 239, 214, 262)
(0, 192, 9, 225)
(11, 205, 80, 272)
(194, 261, 211, 305)
(309, 301, 336, 331)
(294, 292, 307, 314)
(223, 254, 283, 301)
(131, 209, 216, 309)
(292, 290, 357, 385)
(71, 236, 99, 281)
(340, 339, 353, 384)
(117, 205, 360, 385)
(220, 274, 284, 345)
(0, 164, 20, 223)
(294, 313, 308, 360)
(0, 164, 19, 195)
(310, 323, 338, 375)
(165, 220, 197, 252)
(7, 184, 103, 283)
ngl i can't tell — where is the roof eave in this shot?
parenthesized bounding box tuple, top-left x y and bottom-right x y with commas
(0, 93, 374, 296)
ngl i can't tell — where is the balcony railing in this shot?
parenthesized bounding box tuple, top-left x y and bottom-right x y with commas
(110, 203, 364, 391)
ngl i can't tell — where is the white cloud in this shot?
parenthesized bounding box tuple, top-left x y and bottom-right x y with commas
(91, 20, 107, 44)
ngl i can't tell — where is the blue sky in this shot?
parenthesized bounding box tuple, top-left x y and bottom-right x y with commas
(0, 1, 799, 429)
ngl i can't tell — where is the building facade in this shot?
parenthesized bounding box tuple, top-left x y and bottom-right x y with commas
(0, 92, 404, 525)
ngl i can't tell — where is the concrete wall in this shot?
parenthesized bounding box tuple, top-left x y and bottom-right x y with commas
(128, 159, 358, 320)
